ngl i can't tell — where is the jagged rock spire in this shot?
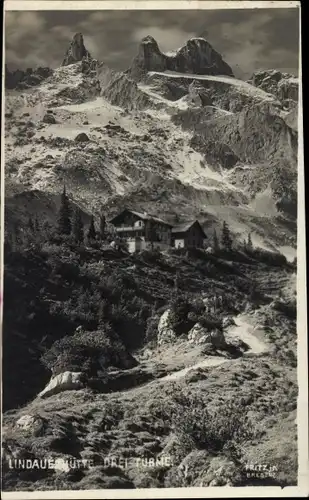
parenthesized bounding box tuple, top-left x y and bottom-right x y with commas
(61, 33, 92, 66)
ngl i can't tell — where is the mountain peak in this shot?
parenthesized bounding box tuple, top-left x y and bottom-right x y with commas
(129, 34, 234, 79)
(61, 32, 92, 66)
(141, 35, 159, 45)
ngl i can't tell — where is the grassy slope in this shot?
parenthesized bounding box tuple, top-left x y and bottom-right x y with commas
(2, 238, 297, 490)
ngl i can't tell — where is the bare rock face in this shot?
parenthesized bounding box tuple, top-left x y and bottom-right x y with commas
(61, 33, 92, 67)
(249, 70, 299, 108)
(172, 38, 234, 76)
(187, 82, 203, 107)
(157, 309, 177, 345)
(102, 72, 154, 111)
(188, 323, 212, 345)
(130, 35, 234, 80)
(137, 36, 167, 72)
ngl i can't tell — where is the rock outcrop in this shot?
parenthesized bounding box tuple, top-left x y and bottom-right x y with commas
(16, 415, 44, 436)
(42, 113, 56, 124)
(188, 323, 212, 345)
(38, 371, 85, 399)
(157, 309, 177, 345)
(74, 132, 90, 142)
(249, 70, 298, 108)
(129, 35, 234, 80)
(61, 33, 92, 67)
(102, 73, 154, 110)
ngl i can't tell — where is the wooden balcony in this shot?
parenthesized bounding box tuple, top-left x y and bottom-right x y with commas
(115, 222, 145, 232)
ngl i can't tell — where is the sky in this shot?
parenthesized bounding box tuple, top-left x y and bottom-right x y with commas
(5, 8, 300, 79)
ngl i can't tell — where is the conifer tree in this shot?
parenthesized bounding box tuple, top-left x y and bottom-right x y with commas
(72, 207, 84, 244)
(213, 229, 219, 251)
(247, 232, 253, 252)
(57, 186, 71, 235)
(221, 221, 233, 251)
(174, 271, 180, 293)
(99, 213, 106, 240)
(87, 215, 96, 241)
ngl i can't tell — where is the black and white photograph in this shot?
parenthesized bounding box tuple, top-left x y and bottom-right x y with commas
(1, 1, 306, 497)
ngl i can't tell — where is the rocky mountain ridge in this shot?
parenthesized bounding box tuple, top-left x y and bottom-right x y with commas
(128, 35, 234, 81)
(248, 69, 299, 108)
(4, 32, 299, 257)
(5, 64, 53, 90)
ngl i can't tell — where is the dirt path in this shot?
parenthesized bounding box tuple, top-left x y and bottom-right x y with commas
(158, 313, 269, 382)
(227, 314, 268, 355)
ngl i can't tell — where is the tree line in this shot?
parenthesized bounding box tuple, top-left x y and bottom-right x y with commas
(57, 186, 106, 243)
(212, 221, 253, 253)
(6, 186, 256, 255)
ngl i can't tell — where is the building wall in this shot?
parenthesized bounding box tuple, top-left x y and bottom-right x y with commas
(128, 239, 142, 253)
(173, 224, 205, 248)
(145, 220, 171, 245)
(148, 241, 170, 252)
(186, 224, 204, 248)
(127, 238, 170, 254)
(118, 213, 140, 227)
(114, 214, 171, 245)
(174, 239, 185, 248)
(114, 214, 145, 239)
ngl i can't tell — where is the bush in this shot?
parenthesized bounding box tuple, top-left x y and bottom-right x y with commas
(198, 314, 223, 332)
(41, 325, 133, 376)
(145, 315, 160, 344)
(273, 299, 296, 319)
(246, 247, 288, 267)
(169, 295, 191, 335)
(168, 391, 256, 454)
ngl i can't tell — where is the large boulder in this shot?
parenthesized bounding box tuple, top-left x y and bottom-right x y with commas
(38, 371, 84, 399)
(157, 309, 177, 345)
(188, 323, 226, 348)
(74, 132, 90, 142)
(42, 113, 56, 124)
(16, 415, 44, 436)
(188, 323, 212, 345)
